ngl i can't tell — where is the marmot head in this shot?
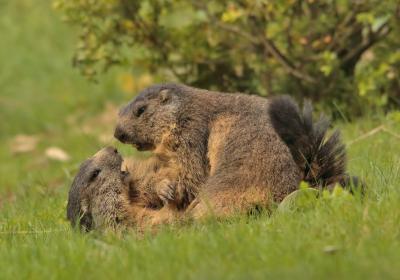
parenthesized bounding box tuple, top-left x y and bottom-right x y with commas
(114, 83, 184, 151)
(67, 146, 132, 231)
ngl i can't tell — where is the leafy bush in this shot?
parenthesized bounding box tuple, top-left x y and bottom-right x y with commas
(54, 0, 400, 116)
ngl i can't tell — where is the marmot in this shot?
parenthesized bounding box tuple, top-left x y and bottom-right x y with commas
(66, 147, 178, 231)
(114, 83, 358, 218)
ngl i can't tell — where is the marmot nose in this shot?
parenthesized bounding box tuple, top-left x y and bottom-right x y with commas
(114, 126, 129, 143)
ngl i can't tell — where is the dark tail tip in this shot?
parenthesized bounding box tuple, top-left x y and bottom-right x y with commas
(338, 174, 366, 195)
(268, 95, 347, 188)
(267, 95, 308, 166)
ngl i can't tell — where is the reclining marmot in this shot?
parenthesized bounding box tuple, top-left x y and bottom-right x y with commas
(66, 147, 178, 231)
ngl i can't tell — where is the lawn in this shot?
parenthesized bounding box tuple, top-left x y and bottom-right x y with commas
(0, 1, 399, 279)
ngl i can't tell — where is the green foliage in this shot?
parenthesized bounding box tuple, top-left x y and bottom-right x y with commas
(54, 0, 400, 116)
(277, 187, 319, 213)
(277, 183, 355, 213)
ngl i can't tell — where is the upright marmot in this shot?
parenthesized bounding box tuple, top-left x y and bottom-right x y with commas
(114, 83, 356, 218)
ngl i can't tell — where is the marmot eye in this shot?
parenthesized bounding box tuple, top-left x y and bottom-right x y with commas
(136, 106, 146, 117)
(89, 169, 101, 182)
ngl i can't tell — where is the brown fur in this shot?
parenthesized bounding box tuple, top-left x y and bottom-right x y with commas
(66, 147, 180, 232)
(115, 83, 305, 218)
(207, 116, 235, 176)
(68, 84, 355, 230)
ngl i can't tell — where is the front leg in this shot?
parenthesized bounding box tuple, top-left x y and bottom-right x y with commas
(155, 178, 195, 210)
(156, 178, 177, 204)
(152, 166, 182, 207)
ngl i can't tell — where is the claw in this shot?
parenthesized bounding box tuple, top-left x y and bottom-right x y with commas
(157, 179, 176, 203)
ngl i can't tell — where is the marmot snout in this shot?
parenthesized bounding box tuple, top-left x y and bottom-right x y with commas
(67, 147, 131, 231)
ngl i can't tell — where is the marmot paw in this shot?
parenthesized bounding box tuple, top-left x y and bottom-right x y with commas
(157, 179, 176, 203)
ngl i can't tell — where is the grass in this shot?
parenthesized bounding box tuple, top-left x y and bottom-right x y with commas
(0, 1, 399, 279)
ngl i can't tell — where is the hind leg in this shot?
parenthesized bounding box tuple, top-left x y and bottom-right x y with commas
(188, 176, 272, 220)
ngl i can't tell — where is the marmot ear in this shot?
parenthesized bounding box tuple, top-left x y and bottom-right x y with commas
(159, 89, 171, 104)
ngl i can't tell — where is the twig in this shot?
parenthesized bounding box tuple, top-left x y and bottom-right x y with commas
(346, 125, 385, 146)
(346, 124, 400, 146)
(260, 37, 316, 83)
(382, 127, 400, 140)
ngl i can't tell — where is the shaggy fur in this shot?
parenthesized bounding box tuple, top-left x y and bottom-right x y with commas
(66, 147, 178, 232)
(67, 85, 360, 231)
(268, 95, 363, 192)
(67, 147, 128, 231)
(115, 84, 344, 218)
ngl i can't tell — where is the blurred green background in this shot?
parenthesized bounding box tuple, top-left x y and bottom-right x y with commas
(0, 0, 147, 196)
(0, 1, 399, 279)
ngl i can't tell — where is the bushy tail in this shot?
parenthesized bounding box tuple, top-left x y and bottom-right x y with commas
(268, 96, 363, 193)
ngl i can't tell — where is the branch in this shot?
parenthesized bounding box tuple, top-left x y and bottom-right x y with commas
(261, 37, 316, 83)
(340, 21, 391, 69)
(188, 1, 316, 83)
(346, 125, 384, 146)
(214, 22, 316, 83)
(328, 12, 358, 52)
(346, 125, 400, 147)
